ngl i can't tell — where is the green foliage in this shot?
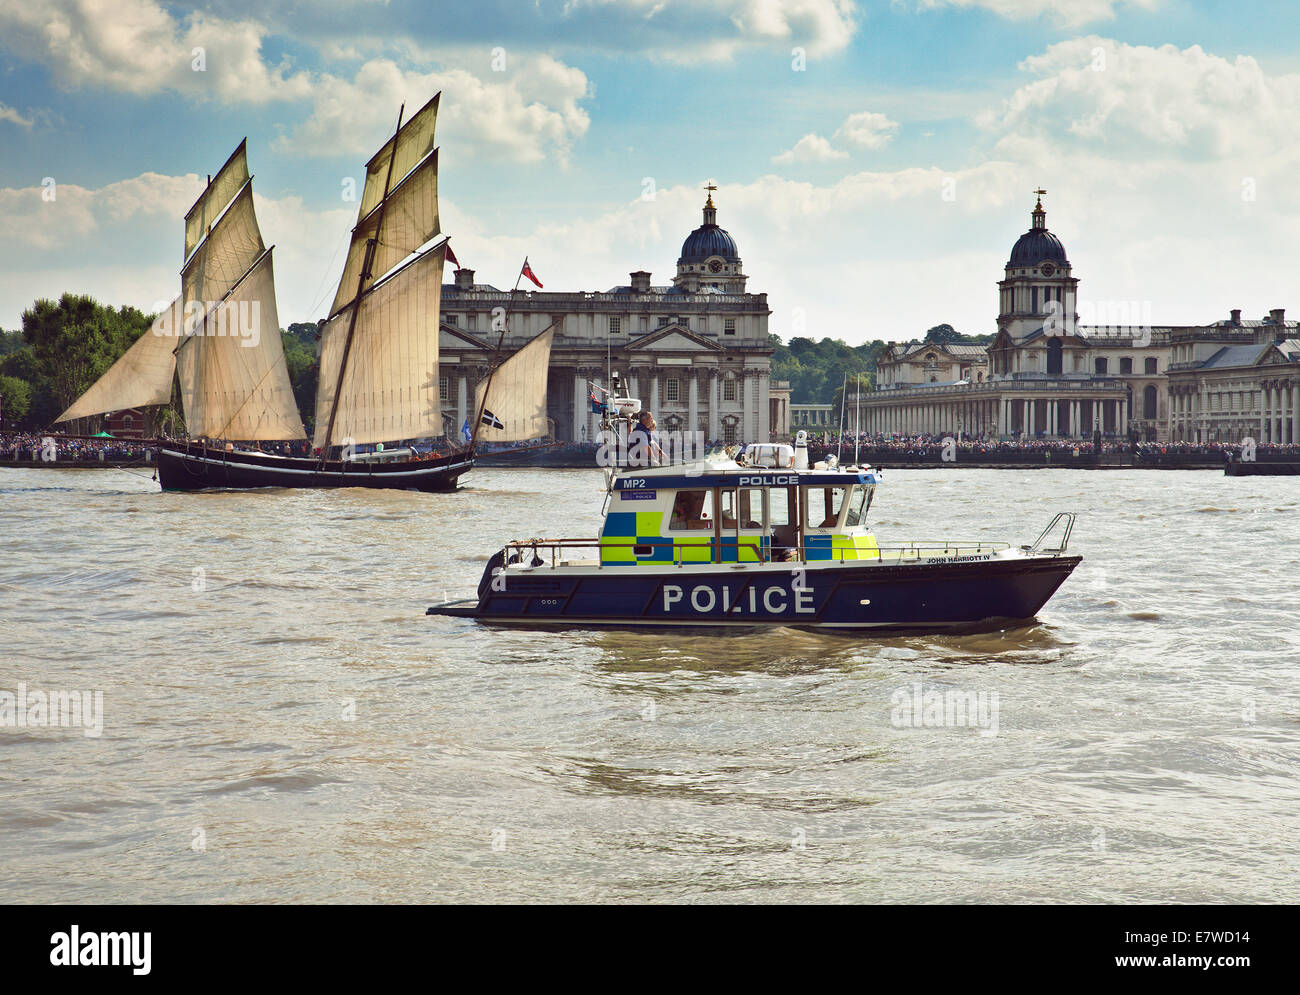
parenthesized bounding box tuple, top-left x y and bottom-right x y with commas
(281, 329, 318, 434)
(924, 323, 992, 345)
(770, 335, 886, 404)
(0, 329, 25, 358)
(0, 345, 58, 428)
(21, 293, 154, 418)
(0, 374, 31, 425)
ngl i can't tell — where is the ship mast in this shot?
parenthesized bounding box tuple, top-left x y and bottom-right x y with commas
(320, 105, 406, 455)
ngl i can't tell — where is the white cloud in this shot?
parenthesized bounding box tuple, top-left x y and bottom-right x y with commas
(772, 133, 847, 163)
(915, 0, 1160, 29)
(980, 37, 1300, 161)
(284, 56, 591, 164)
(835, 111, 899, 149)
(0, 103, 34, 128)
(0, 0, 311, 103)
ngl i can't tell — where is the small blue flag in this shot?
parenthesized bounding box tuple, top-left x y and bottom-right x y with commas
(461, 419, 472, 443)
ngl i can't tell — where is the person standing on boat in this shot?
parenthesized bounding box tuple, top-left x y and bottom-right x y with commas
(627, 410, 664, 466)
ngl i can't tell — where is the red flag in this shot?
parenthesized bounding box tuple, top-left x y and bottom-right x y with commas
(444, 242, 460, 268)
(521, 260, 543, 288)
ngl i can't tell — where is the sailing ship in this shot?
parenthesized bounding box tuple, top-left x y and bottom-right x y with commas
(56, 94, 552, 491)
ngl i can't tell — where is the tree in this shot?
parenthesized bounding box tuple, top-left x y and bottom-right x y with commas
(0, 374, 31, 427)
(281, 329, 318, 434)
(20, 294, 155, 422)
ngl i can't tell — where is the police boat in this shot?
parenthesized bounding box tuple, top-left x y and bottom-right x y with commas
(428, 428, 1081, 633)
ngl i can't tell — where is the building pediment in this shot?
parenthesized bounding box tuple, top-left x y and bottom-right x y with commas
(439, 324, 496, 351)
(629, 326, 723, 352)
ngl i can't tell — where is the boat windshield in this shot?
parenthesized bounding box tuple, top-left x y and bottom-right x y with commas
(805, 486, 847, 529)
(844, 485, 872, 527)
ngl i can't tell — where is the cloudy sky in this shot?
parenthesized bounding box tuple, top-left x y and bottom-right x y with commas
(2, 0, 1298, 343)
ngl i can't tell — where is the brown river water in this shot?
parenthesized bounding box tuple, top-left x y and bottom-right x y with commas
(1, 466, 1297, 903)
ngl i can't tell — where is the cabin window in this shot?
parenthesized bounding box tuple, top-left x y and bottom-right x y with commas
(738, 488, 764, 529)
(769, 487, 791, 526)
(669, 490, 713, 530)
(844, 486, 872, 527)
(805, 487, 847, 529)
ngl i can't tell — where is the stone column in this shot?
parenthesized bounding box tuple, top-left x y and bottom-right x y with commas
(1292, 381, 1300, 445)
(759, 372, 771, 441)
(573, 372, 586, 442)
(688, 373, 699, 440)
(708, 372, 720, 443)
(456, 375, 467, 434)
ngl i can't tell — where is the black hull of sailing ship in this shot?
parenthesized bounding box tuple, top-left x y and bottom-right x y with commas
(158, 442, 473, 492)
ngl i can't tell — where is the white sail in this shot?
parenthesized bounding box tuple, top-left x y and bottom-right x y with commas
(175, 250, 307, 441)
(184, 139, 249, 261)
(314, 245, 444, 449)
(473, 328, 555, 442)
(54, 295, 181, 423)
(182, 181, 264, 314)
(357, 94, 439, 222)
(330, 151, 440, 317)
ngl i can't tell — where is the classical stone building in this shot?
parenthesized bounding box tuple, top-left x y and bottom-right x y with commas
(1166, 309, 1300, 443)
(866, 195, 1160, 439)
(864, 194, 1300, 443)
(876, 341, 988, 386)
(436, 189, 775, 444)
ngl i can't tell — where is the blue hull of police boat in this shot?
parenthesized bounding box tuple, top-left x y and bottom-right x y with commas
(429, 552, 1081, 632)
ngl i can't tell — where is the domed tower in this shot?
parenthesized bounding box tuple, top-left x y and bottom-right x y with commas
(673, 185, 747, 293)
(997, 190, 1078, 342)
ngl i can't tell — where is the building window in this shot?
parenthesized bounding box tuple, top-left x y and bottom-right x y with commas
(658, 316, 670, 328)
(723, 422, 737, 444)
(1094, 357, 1108, 375)
(439, 375, 449, 401)
(609, 316, 621, 334)
(550, 315, 564, 331)
(724, 319, 736, 336)
(445, 313, 458, 326)
(679, 316, 689, 329)
(640, 316, 649, 332)
(1145, 357, 1157, 374)
(723, 377, 737, 401)
(1120, 357, 1133, 374)
(466, 313, 476, 331)
(666, 378, 680, 402)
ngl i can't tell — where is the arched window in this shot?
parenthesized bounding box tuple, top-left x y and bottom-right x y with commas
(1143, 384, 1157, 420)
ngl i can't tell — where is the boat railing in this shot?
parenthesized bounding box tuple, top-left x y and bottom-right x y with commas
(500, 537, 1015, 568)
(1022, 512, 1076, 554)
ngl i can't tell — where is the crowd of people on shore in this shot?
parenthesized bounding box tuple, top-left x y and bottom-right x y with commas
(805, 433, 1300, 460)
(0, 432, 154, 462)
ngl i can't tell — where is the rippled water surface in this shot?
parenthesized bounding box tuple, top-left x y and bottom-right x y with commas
(1, 466, 1297, 904)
